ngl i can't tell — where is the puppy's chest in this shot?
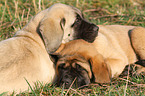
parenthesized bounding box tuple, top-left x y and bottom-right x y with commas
(39, 55, 55, 81)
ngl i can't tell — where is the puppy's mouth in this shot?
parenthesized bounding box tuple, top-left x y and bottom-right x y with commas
(55, 65, 91, 89)
(56, 76, 90, 89)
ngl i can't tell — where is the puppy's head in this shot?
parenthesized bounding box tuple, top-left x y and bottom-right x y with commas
(38, 3, 99, 53)
(50, 39, 111, 88)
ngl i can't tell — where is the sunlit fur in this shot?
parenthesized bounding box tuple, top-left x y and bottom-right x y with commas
(0, 3, 99, 93)
(52, 26, 145, 88)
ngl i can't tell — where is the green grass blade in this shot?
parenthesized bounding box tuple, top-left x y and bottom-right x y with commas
(61, 83, 65, 96)
(24, 78, 37, 96)
(0, 92, 8, 96)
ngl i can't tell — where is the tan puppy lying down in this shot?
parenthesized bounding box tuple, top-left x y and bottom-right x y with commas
(51, 25, 145, 88)
(0, 3, 99, 93)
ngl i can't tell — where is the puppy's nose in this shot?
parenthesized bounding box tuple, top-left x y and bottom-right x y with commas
(62, 80, 70, 85)
(62, 80, 71, 88)
(61, 77, 72, 88)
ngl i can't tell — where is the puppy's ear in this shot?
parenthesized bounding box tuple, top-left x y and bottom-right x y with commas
(89, 54, 111, 83)
(39, 17, 65, 53)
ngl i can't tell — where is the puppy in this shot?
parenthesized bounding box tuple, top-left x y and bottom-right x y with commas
(51, 25, 145, 88)
(0, 3, 98, 93)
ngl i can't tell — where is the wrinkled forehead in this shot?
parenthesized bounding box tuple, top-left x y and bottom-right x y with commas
(49, 3, 83, 17)
(56, 54, 92, 78)
(70, 5, 83, 18)
(58, 54, 86, 63)
(57, 55, 90, 69)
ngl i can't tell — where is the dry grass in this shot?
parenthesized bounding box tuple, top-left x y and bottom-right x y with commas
(0, 0, 145, 95)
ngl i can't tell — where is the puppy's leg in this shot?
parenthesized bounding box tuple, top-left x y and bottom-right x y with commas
(131, 27, 145, 59)
(130, 27, 145, 74)
(105, 57, 128, 78)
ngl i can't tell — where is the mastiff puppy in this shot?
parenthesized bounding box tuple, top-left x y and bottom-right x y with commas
(0, 3, 98, 93)
(51, 25, 145, 88)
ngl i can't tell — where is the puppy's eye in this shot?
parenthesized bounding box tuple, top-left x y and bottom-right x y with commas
(75, 18, 79, 23)
(75, 15, 81, 24)
(75, 63, 82, 69)
(58, 63, 65, 69)
(75, 63, 86, 71)
(68, 34, 70, 36)
(71, 14, 81, 27)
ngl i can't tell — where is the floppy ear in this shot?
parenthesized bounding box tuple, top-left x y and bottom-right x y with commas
(89, 54, 111, 83)
(39, 17, 65, 53)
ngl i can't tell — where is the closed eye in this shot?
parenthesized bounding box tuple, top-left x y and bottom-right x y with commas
(75, 63, 88, 73)
(58, 63, 65, 69)
(71, 14, 82, 27)
(75, 14, 81, 24)
(75, 63, 82, 69)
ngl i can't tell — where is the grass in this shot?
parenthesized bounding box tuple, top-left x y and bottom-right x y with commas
(0, 0, 145, 95)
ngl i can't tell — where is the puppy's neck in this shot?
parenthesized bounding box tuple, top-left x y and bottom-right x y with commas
(22, 9, 48, 33)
